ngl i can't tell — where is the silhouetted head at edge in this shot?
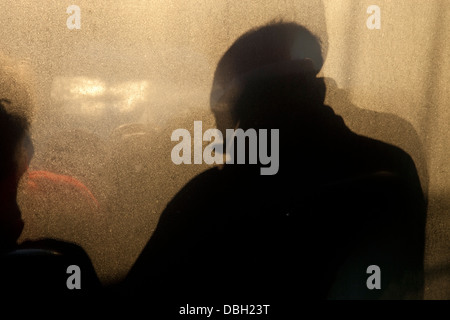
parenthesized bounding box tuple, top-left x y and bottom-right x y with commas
(210, 22, 335, 134)
(0, 99, 33, 252)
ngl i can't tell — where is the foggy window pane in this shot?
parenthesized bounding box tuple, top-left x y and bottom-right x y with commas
(0, 1, 447, 300)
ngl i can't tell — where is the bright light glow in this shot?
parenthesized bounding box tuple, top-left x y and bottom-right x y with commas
(52, 77, 105, 100)
(70, 79, 105, 96)
(51, 77, 149, 115)
(109, 81, 149, 112)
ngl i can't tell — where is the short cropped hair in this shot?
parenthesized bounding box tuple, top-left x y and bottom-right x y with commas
(210, 22, 325, 130)
(211, 21, 324, 106)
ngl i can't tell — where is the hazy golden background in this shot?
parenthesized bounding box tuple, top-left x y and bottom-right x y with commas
(0, 0, 448, 298)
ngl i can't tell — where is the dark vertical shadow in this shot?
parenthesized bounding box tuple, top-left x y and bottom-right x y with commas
(421, 0, 445, 153)
(418, 0, 448, 299)
(324, 77, 429, 200)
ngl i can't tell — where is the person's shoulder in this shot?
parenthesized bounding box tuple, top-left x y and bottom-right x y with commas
(2, 238, 101, 295)
(353, 133, 416, 167)
(19, 238, 88, 257)
(17, 239, 100, 275)
(17, 238, 99, 275)
(166, 165, 257, 205)
(351, 134, 425, 198)
(169, 166, 226, 199)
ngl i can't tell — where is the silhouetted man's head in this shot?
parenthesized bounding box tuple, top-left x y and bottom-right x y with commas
(211, 22, 326, 131)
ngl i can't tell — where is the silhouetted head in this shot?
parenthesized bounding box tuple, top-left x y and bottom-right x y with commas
(0, 52, 37, 251)
(211, 22, 327, 131)
(0, 99, 33, 251)
(0, 54, 35, 182)
(0, 99, 31, 181)
(0, 54, 35, 252)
